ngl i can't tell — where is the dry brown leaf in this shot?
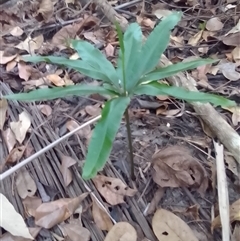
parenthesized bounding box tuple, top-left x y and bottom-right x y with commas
(36, 104, 52, 116)
(233, 224, 240, 241)
(224, 153, 238, 177)
(16, 35, 44, 54)
(232, 46, 240, 63)
(0, 51, 17, 64)
(206, 17, 223, 31)
(212, 199, 240, 229)
(37, 0, 54, 22)
(46, 74, 65, 86)
(226, 19, 240, 35)
(10, 26, 24, 36)
(18, 61, 33, 81)
(222, 32, 240, 46)
(0, 193, 34, 239)
(22, 196, 42, 217)
(137, 16, 155, 29)
(0, 98, 8, 130)
(60, 223, 91, 241)
(151, 146, 208, 196)
(104, 222, 137, 241)
(5, 146, 25, 164)
(85, 103, 101, 116)
(222, 106, 240, 126)
(104, 43, 114, 57)
(60, 154, 77, 186)
(188, 30, 203, 46)
(10, 110, 31, 144)
(2, 128, 17, 152)
(91, 197, 113, 231)
(6, 59, 17, 72)
(217, 60, 240, 81)
(152, 209, 198, 241)
(92, 175, 137, 205)
(16, 169, 37, 199)
(34, 193, 89, 229)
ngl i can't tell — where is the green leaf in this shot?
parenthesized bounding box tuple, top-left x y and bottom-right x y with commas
(71, 40, 119, 87)
(127, 12, 182, 91)
(82, 96, 130, 179)
(116, 23, 142, 91)
(134, 82, 236, 107)
(4, 85, 116, 101)
(139, 58, 218, 83)
(23, 56, 115, 84)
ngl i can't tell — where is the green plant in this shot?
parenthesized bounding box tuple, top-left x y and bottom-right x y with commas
(4, 12, 235, 180)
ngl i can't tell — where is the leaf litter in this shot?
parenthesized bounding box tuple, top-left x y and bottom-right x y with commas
(0, 0, 240, 241)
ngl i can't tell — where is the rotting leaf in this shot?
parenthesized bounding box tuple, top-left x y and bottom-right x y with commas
(34, 193, 89, 229)
(92, 175, 137, 205)
(60, 154, 77, 187)
(104, 222, 137, 241)
(152, 209, 198, 241)
(60, 223, 91, 241)
(0, 99, 8, 130)
(0, 193, 34, 239)
(22, 196, 42, 217)
(2, 128, 17, 153)
(16, 169, 37, 199)
(10, 110, 31, 144)
(212, 198, 240, 229)
(151, 146, 208, 196)
(91, 196, 113, 231)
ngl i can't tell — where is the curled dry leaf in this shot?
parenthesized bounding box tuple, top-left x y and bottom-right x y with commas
(92, 175, 137, 205)
(91, 197, 113, 231)
(10, 110, 31, 144)
(16, 169, 37, 199)
(85, 103, 101, 116)
(104, 222, 137, 241)
(151, 146, 208, 196)
(60, 223, 91, 241)
(36, 104, 52, 116)
(212, 198, 240, 229)
(152, 209, 198, 241)
(206, 17, 223, 31)
(60, 154, 77, 187)
(0, 193, 34, 239)
(22, 196, 42, 217)
(2, 128, 17, 152)
(34, 193, 89, 229)
(0, 99, 8, 130)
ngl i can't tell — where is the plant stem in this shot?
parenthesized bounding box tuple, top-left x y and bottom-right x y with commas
(124, 107, 135, 180)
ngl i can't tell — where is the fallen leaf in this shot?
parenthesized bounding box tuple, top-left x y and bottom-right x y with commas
(60, 154, 77, 186)
(232, 46, 240, 63)
(2, 128, 17, 152)
(37, 0, 54, 22)
(104, 43, 114, 57)
(91, 197, 113, 231)
(151, 146, 208, 196)
(16, 169, 37, 199)
(188, 30, 203, 46)
(10, 26, 24, 36)
(0, 98, 8, 130)
(206, 17, 223, 31)
(10, 110, 31, 144)
(85, 103, 101, 116)
(137, 16, 155, 29)
(212, 199, 240, 229)
(154, 9, 173, 19)
(46, 74, 65, 86)
(0, 193, 33, 239)
(34, 193, 89, 229)
(36, 104, 52, 116)
(60, 223, 91, 241)
(16, 35, 44, 54)
(233, 224, 240, 241)
(222, 32, 240, 46)
(5, 146, 25, 164)
(0, 51, 17, 64)
(22, 196, 42, 217)
(223, 106, 240, 126)
(225, 19, 240, 35)
(6, 59, 17, 72)
(18, 61, 33, 81)
(217, 60, 240, 81)
(92, 175, 137, 205)
(224, 153, 238, 177)
(152, 209, 198, 241)
(104, 222, 137, 241)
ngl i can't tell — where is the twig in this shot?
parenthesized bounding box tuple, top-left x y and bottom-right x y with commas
(0, 115, 101, 181)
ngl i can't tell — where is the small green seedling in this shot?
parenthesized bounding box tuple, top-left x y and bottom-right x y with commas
(4, 12, 235, 180)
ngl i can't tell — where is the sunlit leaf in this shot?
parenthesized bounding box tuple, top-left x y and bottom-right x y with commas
(139, 58, 217, 83)
(82, 97, 130, 179)
(4, 85, 117, 101)
(134, 82, 236, 107)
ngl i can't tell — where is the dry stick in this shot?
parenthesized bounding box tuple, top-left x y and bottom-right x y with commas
(0, 115, 101, 181)
(92, 0, 240, 164)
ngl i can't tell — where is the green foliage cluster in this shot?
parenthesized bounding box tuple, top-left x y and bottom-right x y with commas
(4, 12, 235, 180)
